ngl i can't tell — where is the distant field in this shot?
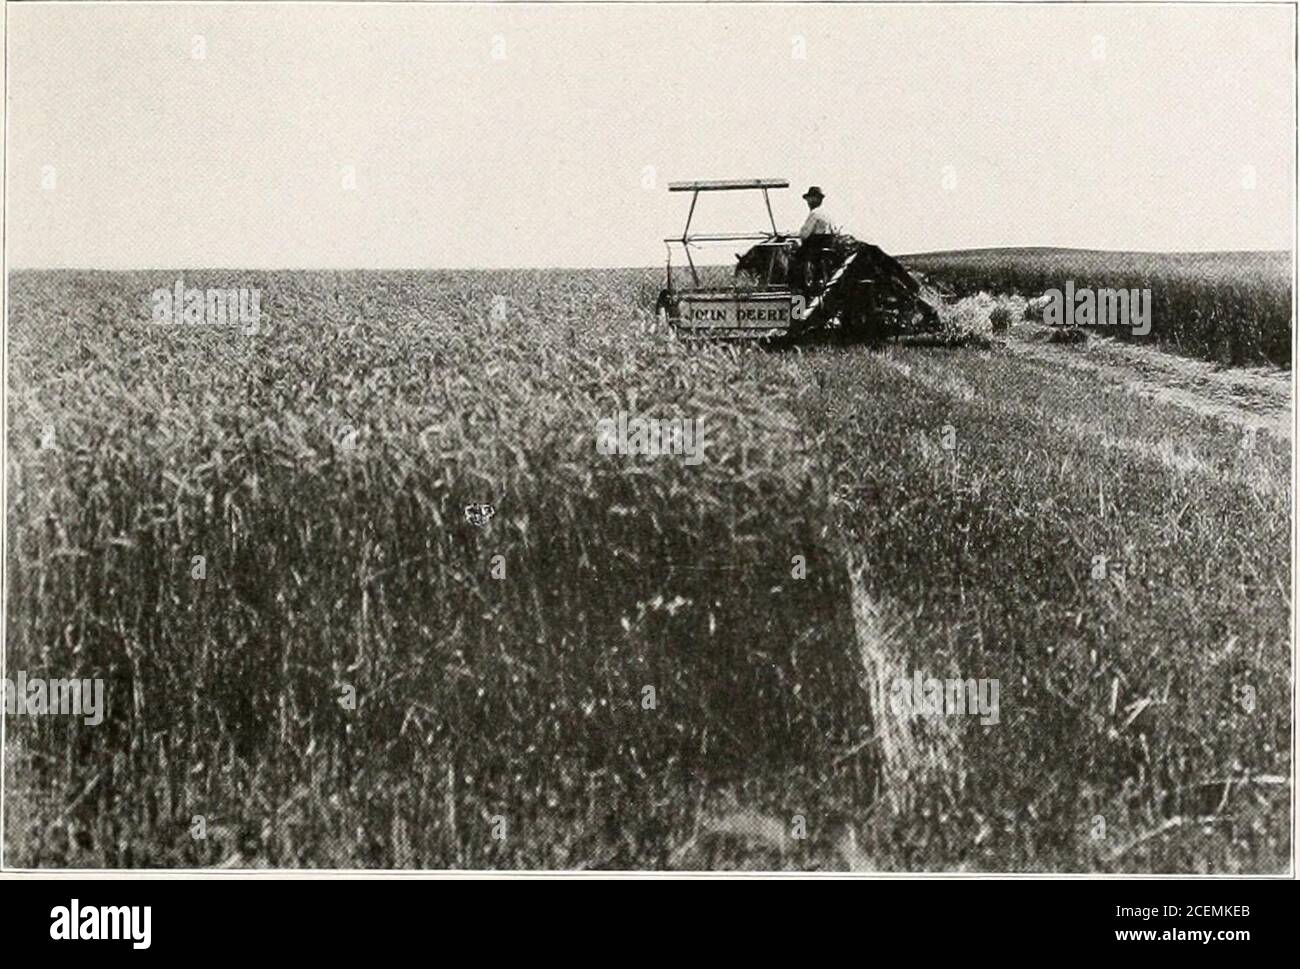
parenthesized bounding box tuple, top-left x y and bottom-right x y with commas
(5, 266, 1291, 871)
(903, 248, 1292, 367)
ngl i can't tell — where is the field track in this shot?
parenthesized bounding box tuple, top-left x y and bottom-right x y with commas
(1002, 329, 1291, 440)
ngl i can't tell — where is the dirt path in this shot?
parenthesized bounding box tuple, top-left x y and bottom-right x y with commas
(1003, 326, 1293, 440)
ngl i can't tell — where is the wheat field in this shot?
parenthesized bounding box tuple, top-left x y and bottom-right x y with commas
(4, 262, 1291, 871)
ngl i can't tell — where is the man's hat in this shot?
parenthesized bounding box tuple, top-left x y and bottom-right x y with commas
(802, 185, 825, 201)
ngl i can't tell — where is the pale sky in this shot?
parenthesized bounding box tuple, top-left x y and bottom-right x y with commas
(5, 2, 1295, 269)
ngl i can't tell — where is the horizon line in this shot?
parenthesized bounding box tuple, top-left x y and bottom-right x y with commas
(7, 245, 1295, 275)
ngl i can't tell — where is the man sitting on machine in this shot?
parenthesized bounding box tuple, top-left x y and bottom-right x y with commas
(792, 185, 841, 293)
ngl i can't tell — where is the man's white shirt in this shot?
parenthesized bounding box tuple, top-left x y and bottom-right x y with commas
(798, 207, 840, 240)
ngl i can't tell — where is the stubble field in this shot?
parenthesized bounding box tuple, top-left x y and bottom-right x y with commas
(4, 258, 1292, 871)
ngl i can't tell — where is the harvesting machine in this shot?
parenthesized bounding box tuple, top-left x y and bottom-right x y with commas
(655, 177, 940, 344)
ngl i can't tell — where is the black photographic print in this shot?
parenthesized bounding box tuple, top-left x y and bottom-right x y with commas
(2, 1, 1293, 877)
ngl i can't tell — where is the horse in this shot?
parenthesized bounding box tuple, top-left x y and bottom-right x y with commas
(734, 239, 797, 287)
